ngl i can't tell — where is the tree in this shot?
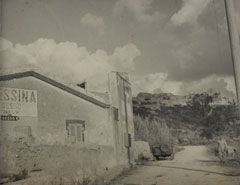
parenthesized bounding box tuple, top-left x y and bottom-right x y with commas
(187, 92, 214, 116)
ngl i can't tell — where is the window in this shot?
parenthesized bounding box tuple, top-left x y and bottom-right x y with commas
(113, 108, 119, 121)
(66, 120, 85, 142)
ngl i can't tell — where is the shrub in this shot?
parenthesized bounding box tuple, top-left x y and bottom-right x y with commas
(134, 115, 171, 146)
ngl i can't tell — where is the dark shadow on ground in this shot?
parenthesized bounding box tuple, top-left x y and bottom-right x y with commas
(197, 159, 220, 165)
(145, 164, 240, 177)
(198, 159, 240, 168)
(197, 160, 219, 163)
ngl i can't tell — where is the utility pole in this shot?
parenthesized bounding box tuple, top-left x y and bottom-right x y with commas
(224, 0, 240, 113)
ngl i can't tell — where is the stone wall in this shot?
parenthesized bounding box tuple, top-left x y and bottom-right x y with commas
(0, 137, 116, 177)
(132, 141, 153, 161)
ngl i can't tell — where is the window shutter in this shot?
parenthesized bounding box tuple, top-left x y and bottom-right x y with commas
(77, 125, 82, 141)
(71, 126, 75, 136)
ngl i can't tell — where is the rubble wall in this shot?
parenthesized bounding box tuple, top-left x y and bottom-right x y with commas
(0, 138, 116, 177)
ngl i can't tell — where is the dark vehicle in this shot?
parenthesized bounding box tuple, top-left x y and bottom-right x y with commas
(152, 144, 174, 160)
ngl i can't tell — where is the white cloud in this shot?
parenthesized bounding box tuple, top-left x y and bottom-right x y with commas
(180, 75, 236, 98)
(171, 0, 212, 26)
(0, 38, 140, 92)
(110, 43, 141, 71)
(224, 76, 236, 93)
(131, 73, 182, 95)
(0, 38, 13, 51)
(131, 72, 236, 99)
(80, 13, 105, 34)
(113, 0, 161, 23)
(1, 37, 235, 98)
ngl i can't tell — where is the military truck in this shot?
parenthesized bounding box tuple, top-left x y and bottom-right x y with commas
(151, 144, 174, 160)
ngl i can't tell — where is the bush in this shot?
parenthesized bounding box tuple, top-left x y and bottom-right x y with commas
(200, 129, 213, 140)
(134, 115, 171, 146)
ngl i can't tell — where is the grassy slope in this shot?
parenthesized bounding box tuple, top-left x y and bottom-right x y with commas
(133, 100, 240, 145)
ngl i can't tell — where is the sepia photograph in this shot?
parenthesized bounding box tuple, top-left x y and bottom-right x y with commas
(1, 0, 240, 184)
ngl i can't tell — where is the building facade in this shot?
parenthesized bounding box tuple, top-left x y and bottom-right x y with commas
(0, 68, 134, 178)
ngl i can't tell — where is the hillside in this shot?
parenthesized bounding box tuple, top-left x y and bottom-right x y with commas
(133, 92, 235, 107)
(133, 92, 240, 145)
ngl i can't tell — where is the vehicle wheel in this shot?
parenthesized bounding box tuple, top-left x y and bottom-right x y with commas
(155, 156, 160, 160)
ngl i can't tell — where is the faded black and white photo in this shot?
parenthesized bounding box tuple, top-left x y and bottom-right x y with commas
(1, 0, 240, 184)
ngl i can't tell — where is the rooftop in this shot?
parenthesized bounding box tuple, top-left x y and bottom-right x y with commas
(0, 66, 111, 108)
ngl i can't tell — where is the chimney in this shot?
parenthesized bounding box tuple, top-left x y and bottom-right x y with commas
(77, 82, 87, 89)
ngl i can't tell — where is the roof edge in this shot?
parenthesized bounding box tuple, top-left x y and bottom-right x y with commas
(0, 71, 111, 109)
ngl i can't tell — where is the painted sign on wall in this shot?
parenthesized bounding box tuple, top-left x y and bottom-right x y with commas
(0, 87, 37, 117)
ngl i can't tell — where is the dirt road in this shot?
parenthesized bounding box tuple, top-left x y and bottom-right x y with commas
(111, 145, 240, 185)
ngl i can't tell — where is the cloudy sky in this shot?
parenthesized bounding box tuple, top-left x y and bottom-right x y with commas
(1, 0, 240, 98)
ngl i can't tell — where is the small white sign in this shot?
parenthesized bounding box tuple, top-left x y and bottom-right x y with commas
(0, 87, 38, 117)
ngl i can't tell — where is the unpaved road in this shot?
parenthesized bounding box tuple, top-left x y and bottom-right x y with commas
(111, 145, 240, 185)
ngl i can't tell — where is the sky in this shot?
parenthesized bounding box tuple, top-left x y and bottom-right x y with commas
(1, 0, 240, 98)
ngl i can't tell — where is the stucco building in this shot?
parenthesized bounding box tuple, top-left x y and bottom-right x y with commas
(0, 67, 134, 179)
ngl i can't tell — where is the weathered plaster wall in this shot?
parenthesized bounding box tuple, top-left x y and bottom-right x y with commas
(108, 72, 135, 165)
(0, 77, 114, 146)
(0, 72, 135, 178)
(0, 76, 117, 174)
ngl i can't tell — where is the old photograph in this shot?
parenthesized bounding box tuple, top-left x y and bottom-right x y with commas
(1, 0, 240, 184)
